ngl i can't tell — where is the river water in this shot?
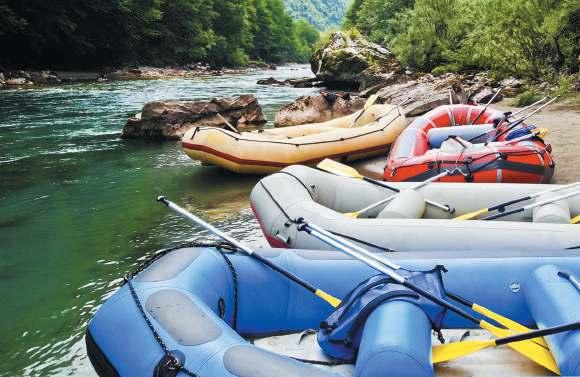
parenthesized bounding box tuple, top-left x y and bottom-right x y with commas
(0, 65, 317, 376)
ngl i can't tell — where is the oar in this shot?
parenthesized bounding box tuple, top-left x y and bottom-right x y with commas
(446, 292, 547, 348)
(317, 159, 454, 213)
(490, 97, 558, 142)
(572, 215, 580, 224)
(482, 189, 580, 221)
(470, 88, 502, 125)
(448, 88, 456, 127)
(433, 321, 579, 364)
(156, 196, 341, 308)
(349, 94, 379, 128)
(557, 271, 580, 292)
(510, 96, 548, 119)
(295, 220, 560, 374)
(455, 182, 580, 220)
(345, 171, 450, 218)
(216, 113, 241, 134)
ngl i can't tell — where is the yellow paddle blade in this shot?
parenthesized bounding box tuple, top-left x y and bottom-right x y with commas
(454, 208, 489, 221)
(473, 304, 548, 348)
(344, 211, 360, 218)
(536, 127, 549, 138)
(571, 215, 580, 224)
(364, 94, 380, 109)
(316, 159, 363, 179)
(315, 289, 342, 308)
(481, 320, 560, 375)
(432, 339, 495, 363)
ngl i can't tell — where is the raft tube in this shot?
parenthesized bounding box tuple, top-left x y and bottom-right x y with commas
(250, 165, 580, 252)
(181, 104, 407, 175)
(384, 104, 555, 183)
(86, 246, 580, 377)
(525, 265, 580, 375)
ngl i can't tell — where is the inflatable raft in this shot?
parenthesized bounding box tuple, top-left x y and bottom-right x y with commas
(250, 165, 580, 252)
(181, 104, 407, 174)
(86, 245, 580, 377)
(384, 104, 555, 183)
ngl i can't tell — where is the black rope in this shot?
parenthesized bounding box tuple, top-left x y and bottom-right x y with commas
(218, 251, 239, 330)
(125, 278, 199, 377)
(185, 110, 403, 147)
(290, 356, 353, 366)
(272, 171, 315, 199)
(260, 181, 396, 253)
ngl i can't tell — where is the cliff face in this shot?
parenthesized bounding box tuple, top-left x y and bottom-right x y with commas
(284, 0, 349, 29)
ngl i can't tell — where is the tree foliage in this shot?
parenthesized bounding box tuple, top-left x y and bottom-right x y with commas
(0, 0, 320, 69)
(284, 0, 350, 30)
(345, 0, 579, 77)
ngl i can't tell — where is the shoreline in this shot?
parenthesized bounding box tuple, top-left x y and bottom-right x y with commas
(0, 62, 279, 88)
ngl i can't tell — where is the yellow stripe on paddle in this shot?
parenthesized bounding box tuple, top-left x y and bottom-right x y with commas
(572, 215, 580, 224)
(454, 208, 489, 220)
(472, 304, 548, 348)
(315, 289, 342, 308)
(433, 320, 560, 375)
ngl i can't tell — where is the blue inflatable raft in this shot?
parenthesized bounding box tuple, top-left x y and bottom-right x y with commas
(86, 245, 580, 377)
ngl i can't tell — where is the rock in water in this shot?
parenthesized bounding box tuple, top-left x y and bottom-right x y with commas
(310, 31, 402, 90)
(122, 95, 266, 140)
(274, 91, 366, 127)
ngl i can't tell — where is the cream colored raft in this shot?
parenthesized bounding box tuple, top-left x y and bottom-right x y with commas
(250, 165, 580, 252)
(181, 104, 407, 174)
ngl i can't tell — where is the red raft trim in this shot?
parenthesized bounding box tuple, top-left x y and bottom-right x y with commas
(384, 104, 555, 183)
(182, 141, 391, 169)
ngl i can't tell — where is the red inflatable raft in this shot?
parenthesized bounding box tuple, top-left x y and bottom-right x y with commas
(384, 104, 555, 183)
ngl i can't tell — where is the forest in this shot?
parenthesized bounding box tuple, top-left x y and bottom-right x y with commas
(0, 0, 320, 69)
(284, 0, 350, 29)
(346, 0, 579, 78)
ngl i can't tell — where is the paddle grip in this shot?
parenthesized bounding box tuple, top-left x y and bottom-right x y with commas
(489, 196, 531, 213)
(483, 207, 523, 220)
(496, 322, 580, 346)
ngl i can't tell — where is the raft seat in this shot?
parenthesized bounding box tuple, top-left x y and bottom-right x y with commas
(533, 193, 572, 224)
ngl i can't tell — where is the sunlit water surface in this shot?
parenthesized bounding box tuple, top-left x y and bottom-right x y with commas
(0, 65, 317, 376)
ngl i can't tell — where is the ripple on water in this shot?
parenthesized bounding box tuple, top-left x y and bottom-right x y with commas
(0, 64, 315, 376)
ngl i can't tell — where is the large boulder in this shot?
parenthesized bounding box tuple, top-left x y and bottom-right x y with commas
(310, 31, 402, 90)
(122, 95, 266, 140)
(274, 91, 366, 127)
(377, 73, 468, 116)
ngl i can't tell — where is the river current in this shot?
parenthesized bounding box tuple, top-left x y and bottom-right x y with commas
(0, 65, 317, 376)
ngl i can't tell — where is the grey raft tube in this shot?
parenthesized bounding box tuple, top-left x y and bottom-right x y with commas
(250, 165, 580, 252)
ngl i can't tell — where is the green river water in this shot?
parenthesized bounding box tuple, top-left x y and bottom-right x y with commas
(0, 65, 317, 376)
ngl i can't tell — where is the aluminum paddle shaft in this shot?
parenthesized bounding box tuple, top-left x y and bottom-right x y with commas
(156, 196, 342, 307)
(483, 189, 580, 220)
(353, 171, 450, 217)
(296, 220, 481, 324)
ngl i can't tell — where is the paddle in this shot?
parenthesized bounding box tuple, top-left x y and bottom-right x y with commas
(349, 94, 380, 128)
(557, 271, 580, 292)
(490, 96, 558, 142)
(448, 88, 456, 127)
(455, 182, 580, 220)
(345, 171, 451, 218)
(572, 215, 580, 224)
(433, 321, 579, 364)
(216, 112, 241, 134)
(157, 196, 341, 308)
(317, 159, 454, 213)
(295, 220, 560, 374)
(470, 88, 502, 125)
(446, 292, 547, 348)
(482, 189, 580, 221)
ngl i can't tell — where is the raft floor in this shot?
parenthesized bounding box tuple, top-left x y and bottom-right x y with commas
(251, 329, 549, 376)
(351, 156, 388, 180)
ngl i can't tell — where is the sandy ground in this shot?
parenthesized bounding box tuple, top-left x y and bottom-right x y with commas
(355, 98, 580, 183)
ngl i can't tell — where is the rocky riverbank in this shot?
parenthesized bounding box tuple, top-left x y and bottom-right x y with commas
(0, 62, 276, 88)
